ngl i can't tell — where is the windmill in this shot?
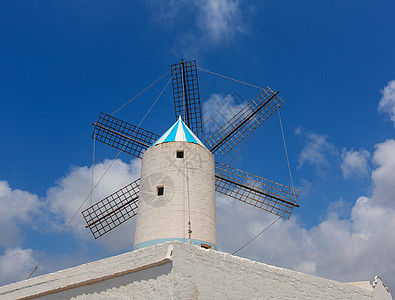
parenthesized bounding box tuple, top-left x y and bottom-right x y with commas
(82, 59, 300, 250)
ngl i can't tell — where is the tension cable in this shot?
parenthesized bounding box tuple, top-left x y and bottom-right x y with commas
(232, 216, 281, 255)
(231, 110, 297, 255)
(112, 69, 170, 115)
(197, 67, 265, 90)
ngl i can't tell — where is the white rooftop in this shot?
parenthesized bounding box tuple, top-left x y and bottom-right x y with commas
(0, 242, 391, 299)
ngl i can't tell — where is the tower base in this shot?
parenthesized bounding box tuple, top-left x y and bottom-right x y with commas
(134, 238, 216, 250)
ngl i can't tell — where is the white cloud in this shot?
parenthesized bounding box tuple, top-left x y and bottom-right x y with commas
(298, 133, 338, 168)
(150, 0, 246, 56)
(196, 0, 245, 43)
(371, 139, 395, 208)
(45, 158, 141, 250)
(0, 159, 140, 248)
(203, 93, 246, 134)
(0, 247, 38, 285)
(378, 80, 395, 127)
(341, 148, 370, 179)
(0, 158, 141, 285)
(0, 181, 42, 247)
(217, 139, 395, 292)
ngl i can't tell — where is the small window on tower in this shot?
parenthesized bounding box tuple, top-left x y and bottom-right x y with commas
(157, 186, 164, 196)
(176, 150, 184, 158)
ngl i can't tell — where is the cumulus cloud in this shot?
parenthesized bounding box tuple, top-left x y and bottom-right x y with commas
(0, 158, 141, 285)
(298, 133, 338, 168)
(0, 159, 140, 246)
(45, 158, 141, 249)
(47, 160, 139, 225)
(0, 181, 42, 247)
(340, 148, 371, 179)
(371, 139, 395, 208)
(217, 139, 395, 292)
(378, 80, 395, 127)
(203, 93, 246, 134)
(0, 247, 38, 285)
(150, 0, 247, 56)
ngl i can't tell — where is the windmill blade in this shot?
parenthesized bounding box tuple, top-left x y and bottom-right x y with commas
(170, 59, 204, 138)
(205, 87, 284, 156)
(93, 112, 160, 159)
(215, 162, 300, 219)
(82, 179, 140, 239)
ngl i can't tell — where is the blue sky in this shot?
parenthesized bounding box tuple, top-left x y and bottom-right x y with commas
(1, 0, 395, 292)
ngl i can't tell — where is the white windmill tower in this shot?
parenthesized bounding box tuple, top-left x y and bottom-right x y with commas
(135, 116, 216, 249)
(82, 59, 300, 251)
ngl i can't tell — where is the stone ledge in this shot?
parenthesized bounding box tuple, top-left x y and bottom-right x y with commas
(0, 243, 174, 300)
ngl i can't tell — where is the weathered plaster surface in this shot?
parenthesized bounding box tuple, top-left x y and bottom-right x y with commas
(135, 141, 216, 249)
(0, 242, 391, 299)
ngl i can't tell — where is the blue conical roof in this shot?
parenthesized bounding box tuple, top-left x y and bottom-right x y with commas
(151, 116, 206, 148)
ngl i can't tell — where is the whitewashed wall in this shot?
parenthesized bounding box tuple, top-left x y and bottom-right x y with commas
(1, 242, 388, 299)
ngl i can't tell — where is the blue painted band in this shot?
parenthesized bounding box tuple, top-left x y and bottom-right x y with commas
(134, 238, 217, 250)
